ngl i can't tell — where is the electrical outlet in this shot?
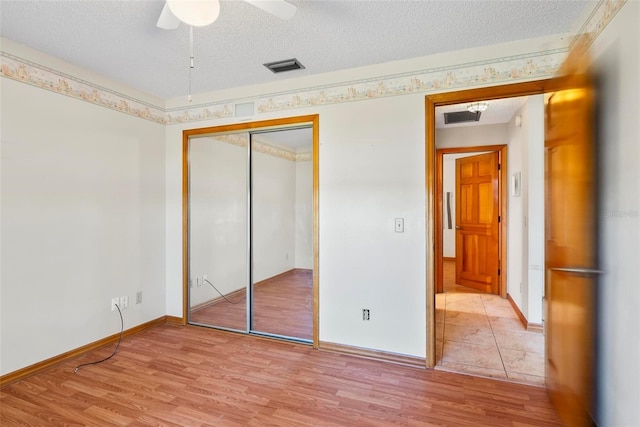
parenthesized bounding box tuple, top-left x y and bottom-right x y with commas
(203, 274, 207, 284)
(120, 296, 129, 310)
(196, 276, 202, 287)
(136, 291, 143, 304)
(111, 298, 119, 312)
(362, 308, 370, 321)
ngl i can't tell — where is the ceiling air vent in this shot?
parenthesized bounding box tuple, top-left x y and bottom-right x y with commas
(263, 58, 305, 74)
(444, 111, 481, 125)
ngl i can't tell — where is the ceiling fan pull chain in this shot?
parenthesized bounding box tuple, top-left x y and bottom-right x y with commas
(188, 25, 194, 103)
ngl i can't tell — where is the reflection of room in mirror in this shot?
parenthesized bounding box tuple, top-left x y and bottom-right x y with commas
(252, 127, 313, 340)
(188, 126, 314, 341)
(188, 133, 249, 332)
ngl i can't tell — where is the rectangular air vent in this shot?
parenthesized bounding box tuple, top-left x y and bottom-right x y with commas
(444, 111, 481, 124)
(263, 58, 305, 74)
(235, 102, 254, 117)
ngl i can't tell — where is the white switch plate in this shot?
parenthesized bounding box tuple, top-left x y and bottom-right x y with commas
(120, 295, 129, 310)
(395, 218, 404, 233)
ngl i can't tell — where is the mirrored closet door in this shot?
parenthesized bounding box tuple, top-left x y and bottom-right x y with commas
(188, 132, 249, 332)
(187, 124, 314, 343)
(250, 128, 313, 341)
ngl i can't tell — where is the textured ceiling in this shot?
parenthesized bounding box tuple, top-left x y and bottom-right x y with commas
(0, 0, 588, 100)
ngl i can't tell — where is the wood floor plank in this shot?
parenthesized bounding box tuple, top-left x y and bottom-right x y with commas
(1, 324, 561, 426)
(191, 269, 313, 339)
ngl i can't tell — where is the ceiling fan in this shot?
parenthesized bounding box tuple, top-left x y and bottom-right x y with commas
(156, 0, 297, 29)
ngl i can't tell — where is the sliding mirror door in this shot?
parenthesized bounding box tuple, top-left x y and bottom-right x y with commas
(184, 116, 317, 345)
(250, 128, 313, 341)
(188, 133, 248, 331)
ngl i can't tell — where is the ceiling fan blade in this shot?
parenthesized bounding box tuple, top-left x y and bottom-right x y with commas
(156, 2, 181, 30)
(244, 0, 296, 20)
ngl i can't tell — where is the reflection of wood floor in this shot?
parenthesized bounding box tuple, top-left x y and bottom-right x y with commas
(190, 269, 313, 340)
(1, 324, 561, 426)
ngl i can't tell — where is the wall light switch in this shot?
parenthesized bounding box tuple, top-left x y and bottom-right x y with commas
(395, 218, 404, 233)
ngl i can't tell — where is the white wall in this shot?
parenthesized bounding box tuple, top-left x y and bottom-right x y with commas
(506, 96, 545, 324)
(0, 78, 166, 375)
(589, 1, 640, 424)
(294, 159, 313, 269)
(317, 95, 426, 355)
(507, 107, 527, 312)
(525, 96, 545, 324)
(436, 124, 508, 149)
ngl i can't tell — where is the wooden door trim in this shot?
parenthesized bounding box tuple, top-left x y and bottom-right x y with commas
(181, 114, 320, 348)
(436, 145, 507, 296)
(425, 80, 552, 368)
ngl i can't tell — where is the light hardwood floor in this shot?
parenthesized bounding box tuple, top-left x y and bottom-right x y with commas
(436, 260, 545, 386)
(0, 323, 561, 426)
(190, 269, 313, 340)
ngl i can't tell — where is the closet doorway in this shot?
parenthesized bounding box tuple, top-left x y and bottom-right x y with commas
(182, 115, 319, 346)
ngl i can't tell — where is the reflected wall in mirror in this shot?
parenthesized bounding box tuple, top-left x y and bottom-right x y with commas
(251, 128, 313, 340)
(189, 133, 248, 331)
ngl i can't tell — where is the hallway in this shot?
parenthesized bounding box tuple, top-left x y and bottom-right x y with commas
(435, 260, 545, 386)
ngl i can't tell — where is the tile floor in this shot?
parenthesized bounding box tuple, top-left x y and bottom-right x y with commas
(435, 260, 545, 386)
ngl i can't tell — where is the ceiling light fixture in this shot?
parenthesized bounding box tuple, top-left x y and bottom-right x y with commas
(467, 102, 489, 113)
(167, 0, 221, 27)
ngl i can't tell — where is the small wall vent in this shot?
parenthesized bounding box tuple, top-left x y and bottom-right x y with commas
(235, 102, 254, 117)
(263, 58, 305, 74)
(444, 111, 482, 124)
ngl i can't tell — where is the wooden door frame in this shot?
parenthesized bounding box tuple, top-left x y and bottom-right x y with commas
(436, 145, 507, 296)
(181, 114, 320, 348)
(425, 80, 551, 368)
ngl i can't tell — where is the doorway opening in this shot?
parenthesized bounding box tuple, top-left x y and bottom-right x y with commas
(182, 115, 319, 347)
(426, 82, 551, 384)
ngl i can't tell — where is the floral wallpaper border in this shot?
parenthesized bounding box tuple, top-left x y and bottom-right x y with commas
(572, 0, 626, 51)
(254, 49, 566, 115)
(207, 134, 311, 162)
(0, 0, 625, 125)
(0, 52, 166, 124)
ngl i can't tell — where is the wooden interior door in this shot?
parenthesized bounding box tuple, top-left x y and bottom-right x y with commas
(455, 152, 500, 294)
(544, 70, 597, 426)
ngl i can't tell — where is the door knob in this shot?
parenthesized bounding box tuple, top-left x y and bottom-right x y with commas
(455, 226, 461, 230)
